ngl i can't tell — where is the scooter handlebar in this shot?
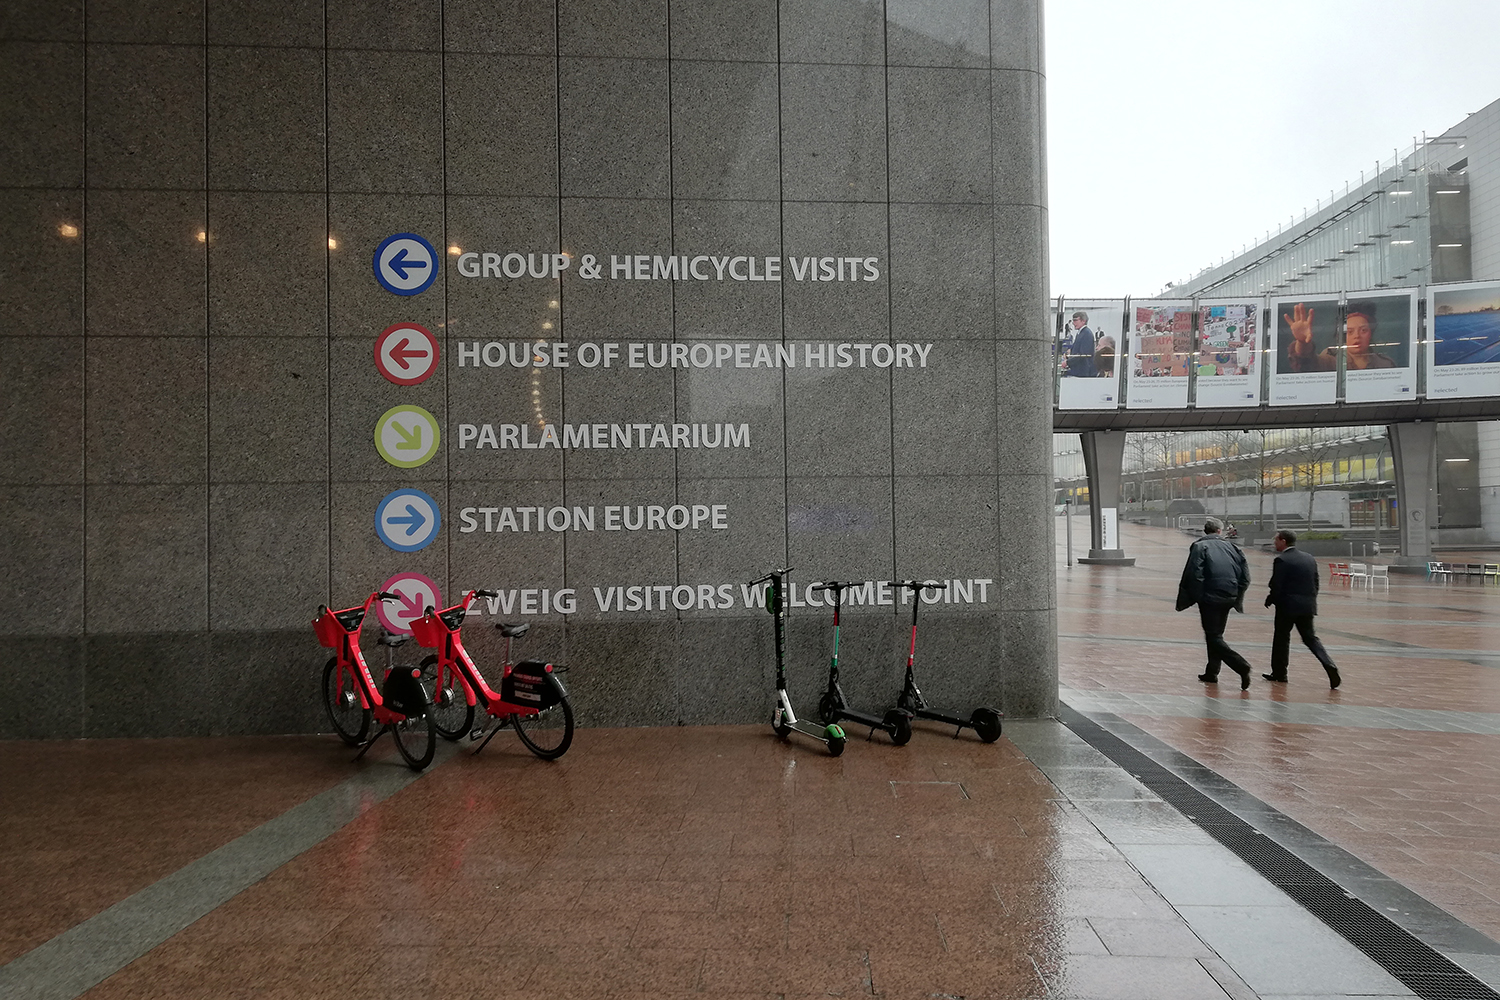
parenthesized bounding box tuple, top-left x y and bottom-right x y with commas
(889, 579, 947, 593)
(747, 566, 794, 586)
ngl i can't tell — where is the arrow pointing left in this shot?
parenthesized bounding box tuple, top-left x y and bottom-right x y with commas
(389, 336, 429, 370)
(387, 248, 429, 281)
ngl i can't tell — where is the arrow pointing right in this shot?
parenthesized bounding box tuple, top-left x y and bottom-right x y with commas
(387, 504, 427, 537)
(392, 420, 424, 451)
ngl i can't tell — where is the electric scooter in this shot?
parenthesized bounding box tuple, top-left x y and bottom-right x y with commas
(750, 568, 846, 757)
(890, 580, 1003, 742)
(812, 581, 913, 746)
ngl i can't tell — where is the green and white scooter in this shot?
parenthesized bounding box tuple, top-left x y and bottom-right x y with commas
(750, 567, 846, 756)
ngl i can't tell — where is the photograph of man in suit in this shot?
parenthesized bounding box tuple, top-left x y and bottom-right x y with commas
(1263, 529, 1342, 689)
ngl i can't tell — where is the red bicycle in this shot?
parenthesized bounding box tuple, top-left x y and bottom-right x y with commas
(411, 589, 574, 760)
(314, 591, 435, 770)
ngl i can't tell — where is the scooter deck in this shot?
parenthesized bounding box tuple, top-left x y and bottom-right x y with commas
(787, 719, 836, 743)
(912, 706, 971, 728)
(832, 706, 898, 733)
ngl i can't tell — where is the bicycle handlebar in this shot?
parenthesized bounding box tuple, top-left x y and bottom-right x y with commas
(376, 591, 399, 601)
(473, 589, 498, 599)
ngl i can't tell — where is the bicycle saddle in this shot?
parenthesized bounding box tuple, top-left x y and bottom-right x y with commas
(496, 623, 530, 638)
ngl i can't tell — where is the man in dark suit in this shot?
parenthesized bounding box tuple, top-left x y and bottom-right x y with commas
(1177, 517, 1253, 689)
(1263, 529, 1341, 688)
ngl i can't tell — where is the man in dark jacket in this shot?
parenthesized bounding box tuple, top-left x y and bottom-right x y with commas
(1176, 517, 1253, 689)
(1263, 529, 1341, 688)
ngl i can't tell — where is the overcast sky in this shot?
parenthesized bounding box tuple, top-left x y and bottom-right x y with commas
(1044, 0, 1500, 298)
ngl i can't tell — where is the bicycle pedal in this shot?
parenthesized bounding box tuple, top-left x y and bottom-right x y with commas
(468, 723, 490, 742)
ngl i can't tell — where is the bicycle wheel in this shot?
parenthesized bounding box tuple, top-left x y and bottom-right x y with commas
(322, 658, 370, 747)
(391, 708, 436, 770)
(422, 654, 475, 741)
(511, 696, 574, 760)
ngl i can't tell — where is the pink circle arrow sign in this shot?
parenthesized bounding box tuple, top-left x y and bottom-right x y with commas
(374, 323, 439, 386)
(375, 572, 441, 635)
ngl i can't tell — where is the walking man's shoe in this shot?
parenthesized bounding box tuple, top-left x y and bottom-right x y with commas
(1197, 673, 1218, 683)
(1327, 666, 1341, 689)
(1233, 664, 1251, 690)
(1262, 673, 1288, 682)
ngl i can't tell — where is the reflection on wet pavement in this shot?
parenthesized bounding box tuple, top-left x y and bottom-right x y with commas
(1059, 518, 1500, 979)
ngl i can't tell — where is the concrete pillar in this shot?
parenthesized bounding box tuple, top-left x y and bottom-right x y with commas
(1479, 421, 1500, 544)
(1389, 422, 1437, 567)
(1078, 430, 1135, 566)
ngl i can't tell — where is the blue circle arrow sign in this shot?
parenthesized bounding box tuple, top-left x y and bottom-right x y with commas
(373, 232, 438, 296)
(374, 488, 441, 552)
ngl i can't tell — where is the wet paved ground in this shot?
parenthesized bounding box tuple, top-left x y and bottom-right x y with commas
(1, 519, 1497, 999)
(1060, 520, 1500, 949)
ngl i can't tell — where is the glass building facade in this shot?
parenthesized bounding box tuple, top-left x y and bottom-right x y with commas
(1055, 97, 1500, 544)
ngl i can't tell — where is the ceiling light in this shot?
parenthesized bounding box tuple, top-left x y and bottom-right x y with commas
(1435, 190, 1462, 195)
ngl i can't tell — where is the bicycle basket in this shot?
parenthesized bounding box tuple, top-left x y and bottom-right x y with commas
(313, 607, 362, 648)
(408, 610, 447, 648)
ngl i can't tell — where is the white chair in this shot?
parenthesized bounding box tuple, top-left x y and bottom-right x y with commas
(1347, 562, 1368, 587)
(1367, 564, 1390, 591)
(1428, 561, 1453, 583)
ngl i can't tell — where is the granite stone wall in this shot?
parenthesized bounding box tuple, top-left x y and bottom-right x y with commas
(0, 0, 1056, 738)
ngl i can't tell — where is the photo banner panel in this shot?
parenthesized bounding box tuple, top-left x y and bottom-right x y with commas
(1428, 280, 1500, 400)
(1269, 295, 1339, 406)
(1057, 298, 1125, 410)
(1343, 289, 1416, 403)
(1194, 298, 1263, 408)
(1125, 299, 1192, 409)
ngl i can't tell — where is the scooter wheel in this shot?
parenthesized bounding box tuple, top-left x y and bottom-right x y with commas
(826, 730, 846, 757)
(885, 709, 912, 747)
(971, 707, 1003, 743)
(772, 711, 791, 739)
(817, 692, 838, 725)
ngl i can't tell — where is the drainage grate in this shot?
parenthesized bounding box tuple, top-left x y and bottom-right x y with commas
(1062, 708, 1500, 1000)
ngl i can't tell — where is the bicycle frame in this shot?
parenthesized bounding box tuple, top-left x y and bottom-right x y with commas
(411, 589, 564, 721)
(313, 592, 412, 726)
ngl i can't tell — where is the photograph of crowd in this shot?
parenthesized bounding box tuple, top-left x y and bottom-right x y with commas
(1196, 303, 1257, 377)
(1131, 304, 1193, 378)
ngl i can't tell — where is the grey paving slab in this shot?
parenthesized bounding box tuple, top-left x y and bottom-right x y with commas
(1115, 843, 1294, 907)
(1178, 904, 1416, 996)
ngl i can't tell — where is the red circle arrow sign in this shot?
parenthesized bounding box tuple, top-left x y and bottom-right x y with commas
(374, 323, 440, 386)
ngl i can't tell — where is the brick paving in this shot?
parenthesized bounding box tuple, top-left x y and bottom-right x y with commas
(1060, 518, 1500, 941)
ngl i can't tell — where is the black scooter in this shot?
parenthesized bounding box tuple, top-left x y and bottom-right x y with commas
(812, 581, 912, 746)
(890, 580, 1003, 742)
(750, 568, 846, 756)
